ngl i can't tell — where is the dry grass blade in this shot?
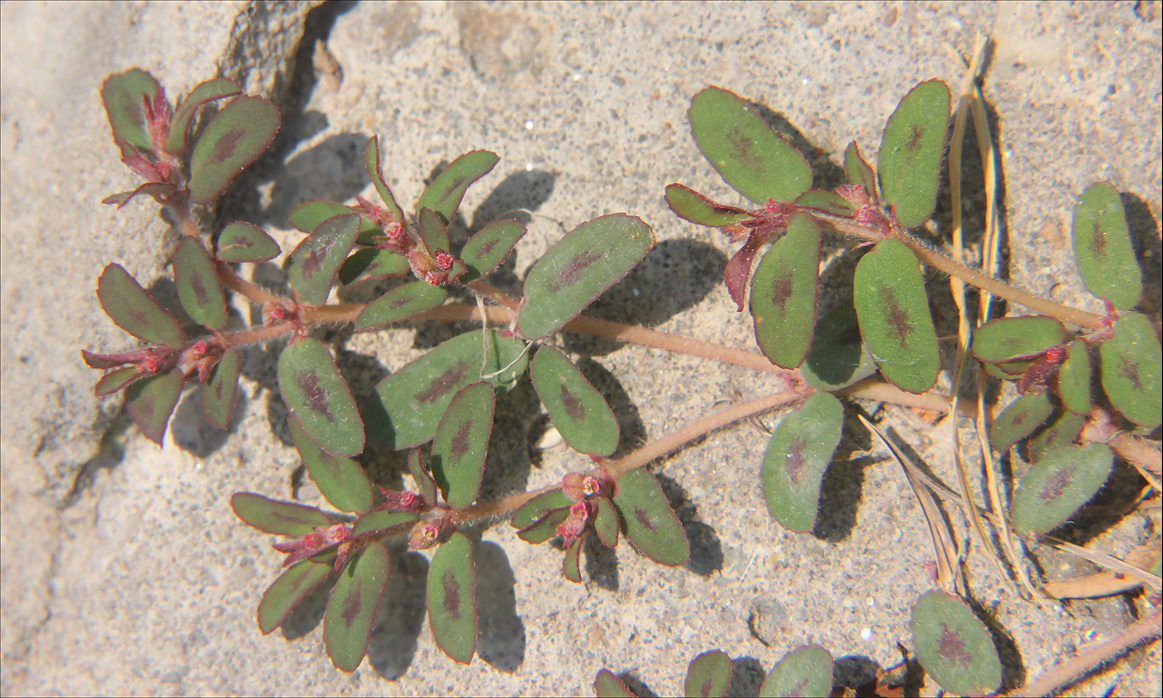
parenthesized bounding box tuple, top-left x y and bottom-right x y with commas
(1043, 543, 1162, 599)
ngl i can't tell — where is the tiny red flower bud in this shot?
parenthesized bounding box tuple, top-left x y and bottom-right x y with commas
(434, 250, 454, 271)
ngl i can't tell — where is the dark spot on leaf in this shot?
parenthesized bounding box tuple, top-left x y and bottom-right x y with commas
(214, 378, 226, 400)
(437, 176, 471, 206)
(1012, 410, 1028, 428)
(906, 124, 924, 152)
(475, 238, 499, 257)
(770, 271, 794, 313)
(1089, 222, 1106, 257)
(210, 125, 245, 166)
(441, 568, 461, 620)
(548, 249, 603, 292)
(726, 127, 762, 171)
(560, 383, 585, 421)
(297, 370, 335, 422)
(879, 287, 913, 347)
(191, 271, 208, 303)
(635, 507, 657, 532)
(414, 361, 470, 404)
(698, 678, 713, 697)
(785, 436, 806, 485)
(1040, 465, 1074, 502)
(1120, 356, 1143, 390)
(937, 622, 972, 666)
(390, 295, 415, 310)
(788, 678, 809, 697)
(451, 420, 473, 460)
(302, 245, 330, 275)
(340, 585, 362, 628)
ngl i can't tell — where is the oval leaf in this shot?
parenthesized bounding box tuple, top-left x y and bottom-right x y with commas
(338, 248, 411, 285)
(989, 390, 1055, 453)
(417, 207, 450, 257)
(95, 366, 144, 396)
(794, 190, 855, 216)
(289, 418, 373, 514)
(910, 590, 1002, 696)
(512, 489, 574, 530)
(750, 211, 821, 368)
(351, 510, 420, 538)
(563, 535, 584, 583)
(202, 347, 241, 429)
(125, 370, 182, 446)
(688, 86, 812, 205)
(844, 141, 877, 201)
(664, 183, 748, 227)
(1099, 312, 1162, 428)
(459, 219, 526, 283)
(288, 214, 360, 306)
(1028, 411, 1087, 464)
(355, 282, 447, 333)
(365, 330, 528, 450)
(101, 68, 161, 152)
(685, 649, 732, 698)
(518, 213, 655, 340)
(1012, 443, 1114, 537)
(1056, 339, 1093, 415)
(530, 346, 619, 457)
(257, 559, 332, 634)
(594, 669, 637, 698)
(188, 96, 280, 204)
(760, 645, 833, 698)
(288, 200, 379, 242)
(174, 236, 227, 330)
(971, 315, 1065, 363)
(324, 541, 391, 672)
(230, 492, 332, 535)
(278, 337, 364, 456)
(853, 239, 940, 393)
(612, 469, 689, 566)
(762, 392, 845, 533)
(427, 531, 477, 663)
(593, 496, 620, 548)
(365, 135, 405, 223)
(408, 448, 438, 506)
(164, 78, 242, 156)
(877, 80, 951, 229)
(517, 508, 571, 545)
(431, 382, 495, 509)
(97, 263, 185, 349)
(416, 150, 499, 223)
(801, 302, 877, 390)
(1072, 183, 1141, 310)
(216, 221, 280, 263)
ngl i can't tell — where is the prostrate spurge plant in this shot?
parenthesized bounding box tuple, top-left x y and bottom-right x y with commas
(86, 61, 1160, 695)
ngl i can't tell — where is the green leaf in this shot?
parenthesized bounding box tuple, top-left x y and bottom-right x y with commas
(594, 669, 637, 698)
(844, 141, 877, 201)
(853, 239, 940, 393)
(125, 370, 182, 446)
(512, 489, 574, 530)
(760, 645, 833, 698)
(324, 541, 391, 672)
(910, 590, 1002, 696)
(100, 68, 161, 152)
(288, 200, 379, 241)
(416, 150, 499, 223)
(257, 559, 332, 634)
(688, 86, 812, 205)
(216, 221, 280, 263)
(612, 469, 689, 566)
(1072, 183, 1141, 310)
(173, 236, 227, 330)
(1028, 411, 1087, 464)
(289, 418, 373, 514)
(431, 383, 495, 509)
(338, 248, 411, 285)
(354, 282, 447, 333)
(97, 263, 185, 349)
(971, 316, 1065, 363)
(1056, 339, 1093, 415)
(408, 448, 438, 505)
(351, 510, 420, 538)
(664, 183, 748, 227)
(365, 135, 405, 223)
(202, 347, 241, 429)
(801, 302, 877, 390)
(518, 213, 655, 340)
(685, 649, 731, 698)
(1012, 444, 1114, 537)
(287, 214, 360, 306)
(794, 190, 855, 216)
(593, 496, 620, 548)
(750, 212, 821, 369)
(164, 78, 241, 156)
(230, 492, 332, 535)
(459, 219, 526, 283)
(762, 393, 845, 533)
(1100, 312, 1162, 428)
(878, 80, 951, 229)
(516, 507, 571, 544)
(530, 346, 620, 456)
(417, 207, 450, 258)
(188, 96, 279, 204)
(989, 390, 1055, 453)
(278, 337, 364, 457)
(366, 330, 528, 450)
(427, 531, 477, 664)
(562, 535, 584, 583)
(95, 366, 144, 396)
